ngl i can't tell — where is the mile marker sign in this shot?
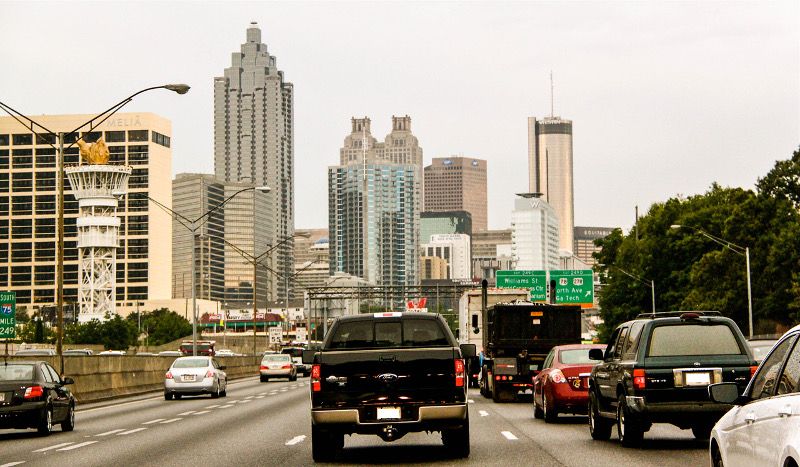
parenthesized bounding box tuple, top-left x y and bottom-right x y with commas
(0, 291, 16, 339)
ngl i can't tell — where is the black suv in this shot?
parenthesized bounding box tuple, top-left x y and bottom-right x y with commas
(587, 311, 756, 447)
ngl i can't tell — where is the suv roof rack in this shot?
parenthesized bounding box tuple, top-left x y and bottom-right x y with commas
(635, 311, 721, 319)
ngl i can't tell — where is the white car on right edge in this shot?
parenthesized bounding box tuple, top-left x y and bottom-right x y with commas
(709, 323, 800, 467)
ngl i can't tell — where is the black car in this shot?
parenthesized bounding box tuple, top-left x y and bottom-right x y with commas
(0, 361, 76, 435)
(587, 311, 756, 447)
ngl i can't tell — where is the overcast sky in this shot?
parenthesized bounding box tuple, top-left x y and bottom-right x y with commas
(1, 1, 797, 232)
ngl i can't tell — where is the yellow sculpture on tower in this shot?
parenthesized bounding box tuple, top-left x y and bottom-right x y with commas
(76, 137, 110, 164)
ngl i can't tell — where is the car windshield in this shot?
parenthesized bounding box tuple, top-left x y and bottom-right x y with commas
(559, 349, 596, 364)
(172, 358, 210, 368)
(328, 319, 450, 349)
(0, 364, 35, 381)
(262, 355, 291, 363)
(648, 324, 743, 356)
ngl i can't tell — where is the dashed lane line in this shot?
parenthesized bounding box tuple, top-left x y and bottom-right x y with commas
(246, 395, 254, 399)
(57, 441, 98, 451)
(192, 410, 211, 415)
(142, 418, 165, 425)
(501, 431, 518, 441)
(95, 429, 126, 437)
(255, 396, 265, 399)
(219, 404, 234, 408)
(117, 427, 148, 436)
(468, 399, 475, 403)
(177, 410, 197, 416)
(205, 404, 220, 409)
(259, 392, 267, 395)
(33, 443, 73, 452)
(239, 400, 253, 404)
(160, 418, 182, 424)
(1, 461, 26, 467)
(285, 435, 306, 446)
(479, 410, 489, 417)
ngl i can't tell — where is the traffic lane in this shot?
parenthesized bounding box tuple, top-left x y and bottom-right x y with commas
(475, 390, 708, 467)
(0, 376, 308, 465)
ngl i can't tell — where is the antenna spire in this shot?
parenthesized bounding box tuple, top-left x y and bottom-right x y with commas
(550, 71, 554, 118)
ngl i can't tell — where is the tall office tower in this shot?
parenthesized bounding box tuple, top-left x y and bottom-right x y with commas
(171, 174, 226, 302)
(420, 234, 471, 279)
(573, 226, 615, 266)
(424, 157, 487, 232)
(528, 116, 573, 252)
(292, 228, 330, 297)
(214, 22, 294, 302)
(471, 229, 513, 281)
(0, 113, 173, 315)
(511, 193, 560, 271)
(420, 210, 472, 244)
(329, 117, 421, 295)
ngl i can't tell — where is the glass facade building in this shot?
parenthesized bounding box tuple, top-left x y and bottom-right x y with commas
(420, 210, 472, 244)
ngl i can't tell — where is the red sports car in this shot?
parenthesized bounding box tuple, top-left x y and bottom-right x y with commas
(533, 344, 605, 423)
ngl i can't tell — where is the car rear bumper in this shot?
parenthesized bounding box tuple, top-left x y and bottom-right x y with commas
(0, 402, 45, 428)
(165, 378, 215, 393)
(551, 387, 589, 413)
(626, 396, 732, 415)
(312, 404, 467, 426)
(260, 369, 294, 377)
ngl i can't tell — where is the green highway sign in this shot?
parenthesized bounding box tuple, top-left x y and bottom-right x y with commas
(551, 270, 594, 305)
(0, 291, 16, 339)
(496, 270, 547, 301)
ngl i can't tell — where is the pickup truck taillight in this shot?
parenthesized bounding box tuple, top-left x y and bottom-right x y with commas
(633, 369, 646, 390)
(311, 364, 321, 392)
(750, 366, 758, 378)
(455, 359, 465, 387)
(24, 385, 44, 399)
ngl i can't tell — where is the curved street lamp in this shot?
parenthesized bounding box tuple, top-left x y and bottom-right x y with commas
(0, 84, 190, 373)
(670, 224, 753, 338)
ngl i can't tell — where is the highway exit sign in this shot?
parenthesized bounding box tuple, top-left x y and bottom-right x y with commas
(551, 270, 594, 305)
(0, 291, 16, 339)
(496, 270, 547, 301)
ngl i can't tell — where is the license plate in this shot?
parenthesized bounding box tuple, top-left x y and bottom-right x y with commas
(685, 372, 711, 386)
(182, 375, 196, 382)
(377, 407, 401, 420)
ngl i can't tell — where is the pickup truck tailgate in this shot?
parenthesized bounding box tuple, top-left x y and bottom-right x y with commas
(314, 348, 462, 409)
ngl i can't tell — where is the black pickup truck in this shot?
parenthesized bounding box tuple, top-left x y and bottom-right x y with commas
(302, 312, 476, 462)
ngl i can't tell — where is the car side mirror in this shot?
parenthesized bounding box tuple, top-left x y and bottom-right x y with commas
(588, 348, 604, 361)
(460, 343, 476, 358)
(62, 377, 75, 385)
(302, 349, 317, 364)
(219, 365, 227, 370)
(708, 382, 744, 405)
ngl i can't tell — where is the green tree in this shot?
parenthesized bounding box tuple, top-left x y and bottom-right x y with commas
(756, 146, 800, 208)
(15, 307, 30, 324)
(100, 315, 138, 350)
(64, 319, 104, 345)
(138, 308, 192, 346)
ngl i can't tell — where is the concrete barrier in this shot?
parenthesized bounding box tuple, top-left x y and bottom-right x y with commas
(3, 355, 260, 404)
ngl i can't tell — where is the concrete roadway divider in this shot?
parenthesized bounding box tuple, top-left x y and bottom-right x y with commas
(4, 355, 260, 404)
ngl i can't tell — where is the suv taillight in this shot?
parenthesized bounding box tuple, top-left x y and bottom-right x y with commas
(311, 364, 321, 392)
(24, 385, 44, 399)
(750, 366, 758, 378)
(633, 369, 646, 390)
(455, 359, 465, 387)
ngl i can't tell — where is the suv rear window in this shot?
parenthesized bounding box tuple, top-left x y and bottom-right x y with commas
(647, 324, 743, 356)
(329, 319, 450, 349)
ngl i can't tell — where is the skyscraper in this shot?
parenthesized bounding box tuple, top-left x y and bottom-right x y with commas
(528, 116, 574, 252)
(424, 157, 487, 231)
(214, 22, 294, 301)
(573, 226, 615, 266)
(329, 117, 421, 293)
(511, 193, 560, 271)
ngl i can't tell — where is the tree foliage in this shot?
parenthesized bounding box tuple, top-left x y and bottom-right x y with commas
(126, 308, 192, 347)
(595, 174, 800, 341)
(757, 146, 800, 209)
(63, 316, 138, 350)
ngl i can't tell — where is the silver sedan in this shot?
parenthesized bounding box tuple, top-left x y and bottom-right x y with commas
(260, 354, 296, 382)
(165, 356, 227, 400)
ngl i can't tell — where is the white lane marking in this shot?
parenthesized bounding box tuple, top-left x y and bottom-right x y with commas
(255, 395, 265, 399)
(57, 441, 98, 451)
(205, 404, 220, 409)
(501, 431, 518, 440)
(192, 410, 211, 415)
(285, 435, 306, 446)
(95, 429, 126, 437)
(468, 399, 475, 403)
(142, 418, 165, 425)
(479, 410, 489, 417)
(259, 392, 267, 395)
(117, 427, 148, 436)
(280, 388, 288, 392)
(160, 418, 182, 424)
(33, 443, 73, 452)
(239, 400, 253, 404)
(219, 404, 234, 408)
(1, 462, 26, 467)
(178, 410, 197, 416)
(246, 395, 254, 399)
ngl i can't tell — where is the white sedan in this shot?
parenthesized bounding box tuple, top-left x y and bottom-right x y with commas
(709, 324, 800, 466)
(165, 356, 228, 400)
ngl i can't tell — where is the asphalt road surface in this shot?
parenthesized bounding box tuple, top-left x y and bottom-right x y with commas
(0, 379, 708, 466)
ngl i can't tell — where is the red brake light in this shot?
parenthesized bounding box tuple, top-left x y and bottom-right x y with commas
(281, 364, 292, 369)
(750, 366, 758, 378)
(633, 369, 646, 390)
(550, 369, 566, 384)
(24, 385, 44, 399)
(260, 365, 268, 370)
(165, 371, 173, 379)
(311, 364, 321, 392)
(205, 370, 214, 378)
(455, 359, 465, 387)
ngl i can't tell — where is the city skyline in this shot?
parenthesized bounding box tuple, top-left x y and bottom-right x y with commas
(0, 2, 796, 233)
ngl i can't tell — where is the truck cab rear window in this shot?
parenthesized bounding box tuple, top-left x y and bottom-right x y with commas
(329, 319, 450, 349)
(647, 324, 743, 357)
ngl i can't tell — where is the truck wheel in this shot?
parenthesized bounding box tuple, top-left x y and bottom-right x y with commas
(442, 417, 470, 458)
(588, 390, 612, 440)
(312, 425, 343, 462)
(617, 394, 644, 447)
(492, 387, 503, 403)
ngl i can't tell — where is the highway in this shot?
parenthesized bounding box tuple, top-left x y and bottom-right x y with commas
(0, 378, 708, 466)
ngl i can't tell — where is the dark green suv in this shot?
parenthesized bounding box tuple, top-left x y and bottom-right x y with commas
(587, 312, 756, 447)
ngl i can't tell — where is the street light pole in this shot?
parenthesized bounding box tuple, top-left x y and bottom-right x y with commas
(601, 264, 656, 313)
(0, 84, 190, 373)
(671, 224, 754, 338)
